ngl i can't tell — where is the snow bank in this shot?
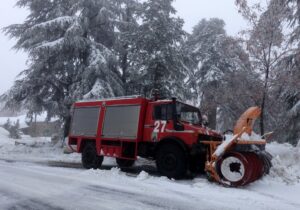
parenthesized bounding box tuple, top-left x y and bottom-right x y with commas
(240, 131, 263, 141)
(0, 141, 81, 163)
(0, 113, 59, 129)
(70, 166, 300, 210)
(136, 171, 149, 181)
(266, 141, 300, 184)
(0, 127, 9, 137)
(0, 127, 13, 146)
(0, 128, 80, 163)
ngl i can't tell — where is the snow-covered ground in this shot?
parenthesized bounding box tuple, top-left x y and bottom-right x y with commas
(0, 127, 300, 210)
(0, 113, 58, 128)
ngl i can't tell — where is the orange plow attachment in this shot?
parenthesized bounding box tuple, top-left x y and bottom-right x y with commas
(203, 107, 272, 187)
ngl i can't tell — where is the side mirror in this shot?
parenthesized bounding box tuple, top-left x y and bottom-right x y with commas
(202, 114, 209, 127)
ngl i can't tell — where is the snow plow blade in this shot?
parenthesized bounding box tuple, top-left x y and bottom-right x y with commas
(202, 107, 272, 187)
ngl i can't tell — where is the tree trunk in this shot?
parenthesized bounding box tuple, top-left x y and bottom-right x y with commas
(208, 106, 217, 130)
(121, 7, 131, 95)
(63, 115, 71, 139)
(121, 47, 128, 94)
(260, 66, 270, 135)
(260, 93, 266, 135)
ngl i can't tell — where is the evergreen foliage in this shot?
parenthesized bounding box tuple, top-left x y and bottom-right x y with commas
(4, 0, 125, 121)
(130, 0, 187, 98)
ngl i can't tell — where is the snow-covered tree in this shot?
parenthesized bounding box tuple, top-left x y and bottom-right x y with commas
(77, 0, 124, 100)
(4, 0, 125, 136)
(279, 0, 300, 145)
(260, 0, 300, 144)
(112, 0, 142, 95)
(130, 0, 187, 98)
(185, 18, 258, 130)
(272, 54, 300, 145)
(4, 0, 79, 119)
(235, 0, 289, 135)
(234, 0, 300, 143)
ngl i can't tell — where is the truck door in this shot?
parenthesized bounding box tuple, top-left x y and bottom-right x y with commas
(143, 103, 172, 142)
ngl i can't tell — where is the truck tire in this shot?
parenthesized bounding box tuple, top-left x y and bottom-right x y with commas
(156, 143, 187, 179)
(82, 143, 103, 169)
(116, 158, 135, 167)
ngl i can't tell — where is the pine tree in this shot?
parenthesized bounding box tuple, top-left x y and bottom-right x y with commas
(4, 0, 126, 137)
(77, 0, 124, 100)
(130, 0, 187, 98)
(4, 0, 189, 125)
(5, 0, 78, 120)
(112, 0, 141, 95)
(186, 18, 226, 104)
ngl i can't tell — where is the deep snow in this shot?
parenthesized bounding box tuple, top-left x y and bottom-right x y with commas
(0, 127, 300, 210)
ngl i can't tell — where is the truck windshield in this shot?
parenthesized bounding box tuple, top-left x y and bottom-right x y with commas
(176, 102, 202, 125)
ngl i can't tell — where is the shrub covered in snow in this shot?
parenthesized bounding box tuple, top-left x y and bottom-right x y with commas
(2, 119, 21, 139)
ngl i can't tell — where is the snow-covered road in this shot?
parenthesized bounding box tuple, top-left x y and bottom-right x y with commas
(0, 126, 300, 210)
(0, 159, 300, 210)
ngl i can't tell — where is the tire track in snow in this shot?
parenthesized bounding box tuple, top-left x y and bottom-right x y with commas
(85, 185, 200, 210)
(245, 187, 300, 209)
(6, 199, 64, 210)
(0, 189, 64, 210)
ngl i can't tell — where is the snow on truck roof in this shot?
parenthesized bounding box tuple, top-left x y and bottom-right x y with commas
(75, 96, 200, 109)
(75, 97, 199, 109)
(75, 96, 174, 104)
(76, 95, 144, 103)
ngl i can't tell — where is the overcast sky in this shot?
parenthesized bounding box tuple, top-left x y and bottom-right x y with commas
(0, 0, 249, 95)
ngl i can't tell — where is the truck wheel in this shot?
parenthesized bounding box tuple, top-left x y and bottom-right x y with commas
(116, 158, 135, 167)
(82, 143, 103, 169)
(156, 144, 187, 179)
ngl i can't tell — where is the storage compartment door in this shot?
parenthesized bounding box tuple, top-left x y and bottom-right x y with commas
(70, 107, 100, 136)
(102, 105, 141, 139)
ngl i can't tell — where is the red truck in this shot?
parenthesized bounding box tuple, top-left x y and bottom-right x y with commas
(68, 95, 271, 186)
